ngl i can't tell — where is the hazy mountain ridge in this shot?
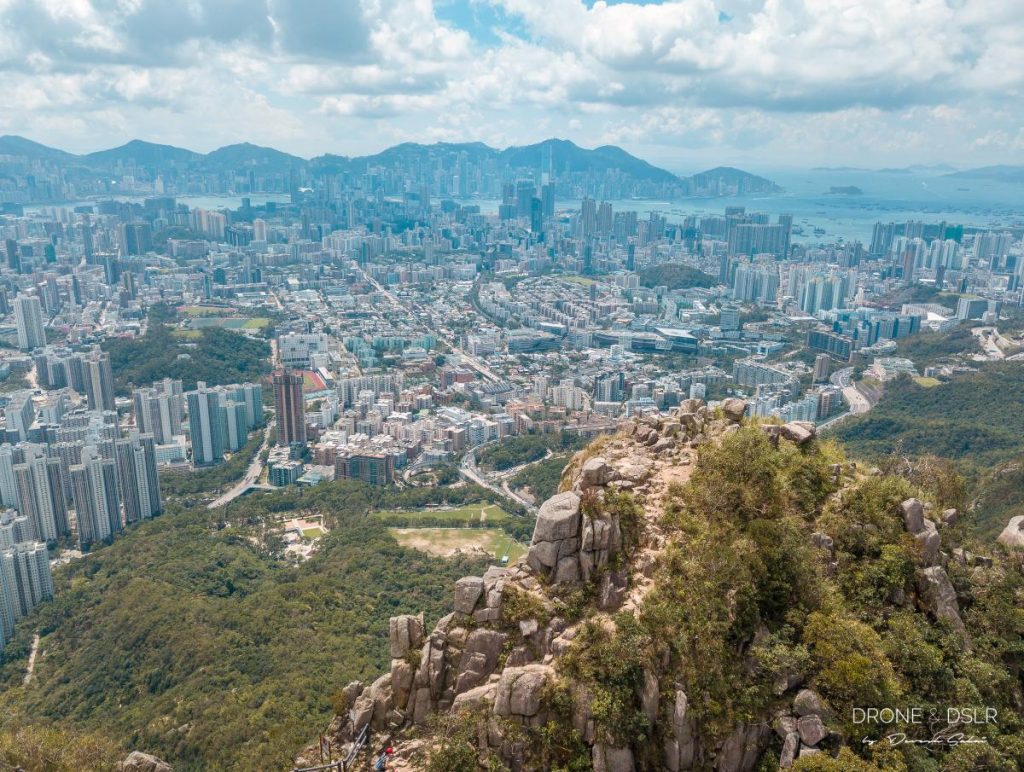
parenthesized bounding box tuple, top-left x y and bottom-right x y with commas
(945, 164, 1024, 182)
(0, 135, 779, 193)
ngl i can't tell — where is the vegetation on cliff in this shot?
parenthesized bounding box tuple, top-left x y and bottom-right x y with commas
(404, 420, 1024, 771)
(835, 362, 1024, 537)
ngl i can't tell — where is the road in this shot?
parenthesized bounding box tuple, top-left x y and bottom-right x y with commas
(354, 265, 501, 383)
(819, 366, 874, 433)
(459, 449, 538, 514)
(207, 421, 275, 509)
(972, 326, 1009, 360)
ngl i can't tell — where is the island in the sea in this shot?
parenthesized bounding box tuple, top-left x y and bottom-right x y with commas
(824, 185, 864, 195)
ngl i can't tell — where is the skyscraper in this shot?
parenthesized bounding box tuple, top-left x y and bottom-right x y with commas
(70, 445, 121, 548)
(273, 370, 306, 447)
(13, 445, 68, 543)
(813, 354, 831, 383)
(186, 385, 226, 466)
(133, 380, 184, 444)
(114, 433, 160, 525)
(82, 349, 116, 412)
(14, 294, 46, 350)
(0, 540, 53, 648)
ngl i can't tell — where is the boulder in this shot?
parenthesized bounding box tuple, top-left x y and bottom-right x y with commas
(941, 508, 959, 527)
(581, 457, 617, 487)
(780, 422, 815, 446)
(455, 629, 506, 694)
(917, 566, 965, 632)
(493, 665, 553, 718)
(117, 753, 173, 772)
(553, 555, 580, 585)
(664, 688, 696, 771)
(914, 520, 941, 566)
(533, 492, 582, 542)
(901, 498, 925, 533)
(453, 576, 484, 614)
(390, 659, 415, 709)
(716, 723, 769, 772)
(452, 682, 497, 713)
(721, 398, 747, 423)
(797, 715, 827, 747)
(810, 532, 834, 553)
(680, 398, 705, 414)
(526, 539, 560, 571)
(793, 689, 827, 718)
(593, 745, 635, 772)
(779, 732, 799, 769)
(773, 713, 797, 739)
(389, 613, 424, 659)
(998, 515, 1024, 549)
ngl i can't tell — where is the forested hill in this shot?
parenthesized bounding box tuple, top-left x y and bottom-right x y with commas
(835, 362, 1024, 537)
(0, 481, 507, 770)
(102, 324, 270, 395)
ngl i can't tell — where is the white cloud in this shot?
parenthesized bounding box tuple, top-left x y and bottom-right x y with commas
(0, 0, 1021, 167)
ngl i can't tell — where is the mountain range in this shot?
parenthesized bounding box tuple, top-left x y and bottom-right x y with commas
(0, 135, 779, 194)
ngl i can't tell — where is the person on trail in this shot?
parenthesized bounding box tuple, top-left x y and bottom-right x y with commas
(373, 747, 394, 770)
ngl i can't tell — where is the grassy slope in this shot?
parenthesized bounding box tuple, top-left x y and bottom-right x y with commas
(835, 362, 1024, 538)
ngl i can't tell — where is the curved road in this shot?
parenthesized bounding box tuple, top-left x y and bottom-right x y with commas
(208, 420, 275, 509)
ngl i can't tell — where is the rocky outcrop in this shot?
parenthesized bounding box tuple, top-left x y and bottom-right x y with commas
(526, 487, 624, 586)
(998, 515, 1024, 549)
(917, 566, 966, 633)
(299, 403, 1006, 772)
(901, 498, 943, 566)
(117, 752, 173, 772)
(779, 421, 816, 446)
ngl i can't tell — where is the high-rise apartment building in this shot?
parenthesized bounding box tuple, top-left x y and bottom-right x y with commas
(71, 445, 121, 548)
(0, 540, 53, 648)
(81, 349, 116, 412)
(14, 294, 46, 350)
(273, 370, 306, 447)
(133, 380, 185, 444)
(13, 445, 68, 543)
(115, 433, 161, 525)
(186, 385, 226, 466)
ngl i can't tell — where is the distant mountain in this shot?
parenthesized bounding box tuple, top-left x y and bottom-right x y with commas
(945, 165, 1024, 183)
(338, 138, 683, 185)
(499, 139, 680, 184)
(0, 135, 76, 161)
(83, 139, 202, 168)
(689, 166, 783, 196)
(205, 142, 305, 172)
(0, 135, 783, 197)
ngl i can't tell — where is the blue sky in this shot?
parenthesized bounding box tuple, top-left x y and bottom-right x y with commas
(0, 0, 1021, 172)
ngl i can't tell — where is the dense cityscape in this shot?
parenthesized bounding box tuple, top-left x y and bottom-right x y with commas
(0, 134, 1022, 770)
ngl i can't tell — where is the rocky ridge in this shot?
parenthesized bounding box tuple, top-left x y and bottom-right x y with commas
(297, 398, 1023, 771)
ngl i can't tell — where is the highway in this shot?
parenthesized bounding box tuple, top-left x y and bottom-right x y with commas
(459, 449, 538, 514)
(208, 420, 275, 509)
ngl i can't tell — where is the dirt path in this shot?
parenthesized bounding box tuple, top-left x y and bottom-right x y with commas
(24, 633, 39, 685)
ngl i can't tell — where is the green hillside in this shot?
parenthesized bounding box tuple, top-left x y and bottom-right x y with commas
(0, 482, 499, 771)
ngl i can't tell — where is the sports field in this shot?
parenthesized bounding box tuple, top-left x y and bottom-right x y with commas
(372, 503, 510, 524)
(389, 527, 525, 563)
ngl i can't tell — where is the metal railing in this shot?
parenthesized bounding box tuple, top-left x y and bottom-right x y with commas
(292, 725, 369, 772)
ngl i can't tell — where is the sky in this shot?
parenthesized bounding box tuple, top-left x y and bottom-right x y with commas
(0, 0, 1022, 174)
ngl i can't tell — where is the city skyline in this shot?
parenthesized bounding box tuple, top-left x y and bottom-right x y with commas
(0, 0, 1022, 170)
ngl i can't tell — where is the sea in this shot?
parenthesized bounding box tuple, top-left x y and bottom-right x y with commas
(22, 169, 1024, 247)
